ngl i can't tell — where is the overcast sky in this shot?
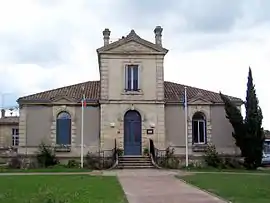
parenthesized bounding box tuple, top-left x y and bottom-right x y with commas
(0, 0, 269, 128)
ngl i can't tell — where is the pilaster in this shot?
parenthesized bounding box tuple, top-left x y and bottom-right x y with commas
(100, 58, 109, 100)
(156, 56, 164, 101)
(19, 107, 27, 147)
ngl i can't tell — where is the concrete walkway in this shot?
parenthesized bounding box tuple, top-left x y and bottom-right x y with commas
(105, 169, 227, 203)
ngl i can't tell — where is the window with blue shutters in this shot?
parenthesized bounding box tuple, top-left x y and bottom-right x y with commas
(125, 65, 139, 91)
(56, 111, 71, 145)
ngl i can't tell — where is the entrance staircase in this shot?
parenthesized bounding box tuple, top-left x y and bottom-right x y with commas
(117, 156, 154, 169)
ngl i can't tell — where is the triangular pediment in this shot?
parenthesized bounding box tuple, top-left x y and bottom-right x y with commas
(189, 93, 212, 105)
(107, 41, 160, 54)
(97, 29, 168, 54)
(50, 96, 76, 104)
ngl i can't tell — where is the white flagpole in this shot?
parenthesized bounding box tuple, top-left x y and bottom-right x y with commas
(80, 93, 85, 168)
(184, 86, 189, 167)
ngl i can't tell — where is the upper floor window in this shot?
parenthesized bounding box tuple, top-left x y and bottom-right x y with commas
(12, 128, 19, 146)
(125, 65, 139, 91)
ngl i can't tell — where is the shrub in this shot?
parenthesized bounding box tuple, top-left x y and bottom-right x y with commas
(8, 155, 22, 169)
(222, 157, 244, 169)
(36, 143, 58, 168)
(204, 144, 223, 168)
(116, 148, 123, 156)
(103, 158, 114, 169)
(67, 159, 80, 168)
(143, 148, 149, 156)
(84, 152, 101, 169)
(158, 147, 180, 169)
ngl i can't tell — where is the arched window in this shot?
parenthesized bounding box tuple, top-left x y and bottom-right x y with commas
(56, 111, 71, 145)
(192, 112, 207, 144)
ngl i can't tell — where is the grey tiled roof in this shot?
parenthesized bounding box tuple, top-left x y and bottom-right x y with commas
(17, 81, 242, 104)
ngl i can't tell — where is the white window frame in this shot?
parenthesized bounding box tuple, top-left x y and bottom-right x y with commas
(12, 128, 19, 146)
(192, 119, 206, 144)
(125, 64, 140, 91)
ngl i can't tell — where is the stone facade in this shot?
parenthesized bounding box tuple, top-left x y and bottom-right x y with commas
(15, 27, 242, 158)
(100, 103, 165, 151)
(98, 31, 167, 152)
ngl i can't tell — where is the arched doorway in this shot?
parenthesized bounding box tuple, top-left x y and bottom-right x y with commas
(124, 110, 142, 155)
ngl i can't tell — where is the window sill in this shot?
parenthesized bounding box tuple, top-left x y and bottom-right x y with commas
(192, 144, 207, 152)
(55, 145, 71, 152)
(121, 90, 143, 95)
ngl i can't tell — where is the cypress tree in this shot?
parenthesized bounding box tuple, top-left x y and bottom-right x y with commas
(244, 67, 264, 169)
(220, 67, 265, 169)
(219, 93, 246, 156)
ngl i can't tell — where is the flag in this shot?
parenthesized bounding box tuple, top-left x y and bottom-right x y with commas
(183, 87, 187, 108)
(82, 94, 86, 107)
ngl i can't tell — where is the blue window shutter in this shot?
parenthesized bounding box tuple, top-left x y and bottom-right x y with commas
(56, 119, 71, 145)
(127, 66, 132, 90)
(133, 66, 138, 90)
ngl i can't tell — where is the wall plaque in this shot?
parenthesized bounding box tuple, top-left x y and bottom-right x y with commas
(146, 129, 154, 135)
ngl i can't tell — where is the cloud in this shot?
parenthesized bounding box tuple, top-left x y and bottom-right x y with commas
(0, 0, 269, 129)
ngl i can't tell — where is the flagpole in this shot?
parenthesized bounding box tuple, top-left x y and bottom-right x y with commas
(80, 93, 85, 168)
(184, 86, 189, 167)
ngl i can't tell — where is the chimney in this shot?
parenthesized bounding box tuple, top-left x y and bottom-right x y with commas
(1, 109, 5, 118)
(154, 26, 163, 46)
(103, 28, 111, 46)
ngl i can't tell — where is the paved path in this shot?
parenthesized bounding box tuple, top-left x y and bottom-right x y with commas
(106, 169, 227, 203)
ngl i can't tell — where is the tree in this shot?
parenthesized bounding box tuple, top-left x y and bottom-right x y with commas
(244, 67, 264, 169)
(219, 93, 246, 156)
(220, 67, 265, 169)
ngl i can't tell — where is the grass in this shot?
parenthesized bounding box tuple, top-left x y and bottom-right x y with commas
(181, 166, 270, 173)
(180, 173, 270, 203)
(0, 175, 127, 203)
(0, 167, 92, 173)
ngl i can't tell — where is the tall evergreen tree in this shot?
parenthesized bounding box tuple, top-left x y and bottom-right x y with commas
(220, 67, 264, 169)
(219, 93, 246, 156)
(244, 67, 264, 169)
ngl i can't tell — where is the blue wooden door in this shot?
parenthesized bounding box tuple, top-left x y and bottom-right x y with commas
(124, 110, 142, 155)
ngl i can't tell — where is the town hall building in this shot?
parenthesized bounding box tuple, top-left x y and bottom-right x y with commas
(16, 26, 243, 158)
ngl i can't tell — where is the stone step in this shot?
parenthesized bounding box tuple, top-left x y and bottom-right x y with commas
(117, 165, 154, 169)
(119, 156, 151, 160)
(119, 160, 152, 163)
(118, 162, 152, 166)
(116, 155, 154, 169)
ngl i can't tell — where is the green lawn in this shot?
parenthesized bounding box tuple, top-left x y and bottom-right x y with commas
(181, 173, 270, 203)
(0, 168, 91, 173)
(182, 167, 270, 173)
(0, 175, 127, 203)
